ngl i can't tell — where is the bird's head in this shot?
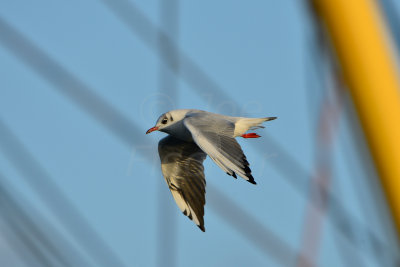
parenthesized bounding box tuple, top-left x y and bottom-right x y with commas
(146, 109, 190, 134)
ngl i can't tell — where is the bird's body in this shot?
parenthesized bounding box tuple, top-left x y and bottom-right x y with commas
(146, 109, 276, 231)
(153, 109, 270, 140)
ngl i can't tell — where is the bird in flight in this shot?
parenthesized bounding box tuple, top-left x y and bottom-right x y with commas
(146, 109, 276, 232)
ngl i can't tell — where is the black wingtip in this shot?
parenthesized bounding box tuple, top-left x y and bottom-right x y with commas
(247, 174, 257, 185)
(198, 225, 206, 232)
(227, 172, 237, 179)
(243, 165, 251, 175)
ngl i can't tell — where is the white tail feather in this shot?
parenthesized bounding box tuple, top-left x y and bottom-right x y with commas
(233, 117, 276, 137)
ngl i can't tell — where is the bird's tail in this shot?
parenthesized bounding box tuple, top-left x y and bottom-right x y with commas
(234, 116, 277, 137)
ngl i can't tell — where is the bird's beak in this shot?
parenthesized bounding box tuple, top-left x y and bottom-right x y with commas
(146, 126, 159, 134)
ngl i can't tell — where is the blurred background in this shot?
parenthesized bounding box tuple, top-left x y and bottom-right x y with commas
(1, 0, 400, 266)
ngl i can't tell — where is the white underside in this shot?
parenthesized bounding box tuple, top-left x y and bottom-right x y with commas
(233, 117, 268, 137)
(170, 190, 201, 226)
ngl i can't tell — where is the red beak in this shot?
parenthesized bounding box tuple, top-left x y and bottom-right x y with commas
(146, 126, 159, 134)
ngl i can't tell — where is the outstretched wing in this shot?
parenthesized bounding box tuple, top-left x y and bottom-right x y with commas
(158, 135, 207, 232)
(183, 113, 256, 184)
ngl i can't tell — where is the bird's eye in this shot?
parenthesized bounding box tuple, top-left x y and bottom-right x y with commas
(161, 119, 168, 124)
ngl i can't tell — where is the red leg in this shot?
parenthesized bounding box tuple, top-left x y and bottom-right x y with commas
(241, 133, 261, 138)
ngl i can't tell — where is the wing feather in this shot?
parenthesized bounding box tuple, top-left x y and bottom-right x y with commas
(158, 135, 207, 231)
(184, 113, 256, 184)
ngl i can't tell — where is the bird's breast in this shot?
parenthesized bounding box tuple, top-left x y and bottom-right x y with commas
(163, 122, 194, 142)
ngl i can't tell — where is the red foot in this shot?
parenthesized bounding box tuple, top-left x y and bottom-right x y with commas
(241, 133, 261, 138)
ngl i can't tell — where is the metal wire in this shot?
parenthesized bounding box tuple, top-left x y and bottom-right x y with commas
(0, 15, 298, 266)
(99, 0, 392, 260)
(0, 117, 128, 267)
(0, 172, 93, 267)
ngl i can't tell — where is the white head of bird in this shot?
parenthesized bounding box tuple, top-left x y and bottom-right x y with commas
(146, 109, 193, 135)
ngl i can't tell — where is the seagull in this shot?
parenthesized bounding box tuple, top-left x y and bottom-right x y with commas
(146, 109, 276, 232)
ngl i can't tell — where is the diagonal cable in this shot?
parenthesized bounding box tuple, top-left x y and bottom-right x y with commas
(0, 16, 299, 265)
(0, 117, 128, 267)
(99, 0, 310, 214)
(0, 2, 390, 261)
(0, 173, 93, 267)
(99, 0, 392, 259)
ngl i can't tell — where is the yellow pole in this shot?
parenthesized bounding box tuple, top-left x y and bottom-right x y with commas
(312, 0, 400, 238)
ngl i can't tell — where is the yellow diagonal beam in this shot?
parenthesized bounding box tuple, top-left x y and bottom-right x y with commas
(312, 0, 400, 239)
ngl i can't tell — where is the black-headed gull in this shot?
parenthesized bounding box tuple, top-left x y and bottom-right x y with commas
(146, 109, 276, 231)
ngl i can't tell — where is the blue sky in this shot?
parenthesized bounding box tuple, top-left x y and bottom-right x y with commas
(0, 1, 399, 266)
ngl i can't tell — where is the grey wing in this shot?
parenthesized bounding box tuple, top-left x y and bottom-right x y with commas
(158, 135, 207, 232)
(183, 114, 256, 184)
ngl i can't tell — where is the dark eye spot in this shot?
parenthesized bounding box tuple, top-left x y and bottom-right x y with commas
(161, 119, 168, 124)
